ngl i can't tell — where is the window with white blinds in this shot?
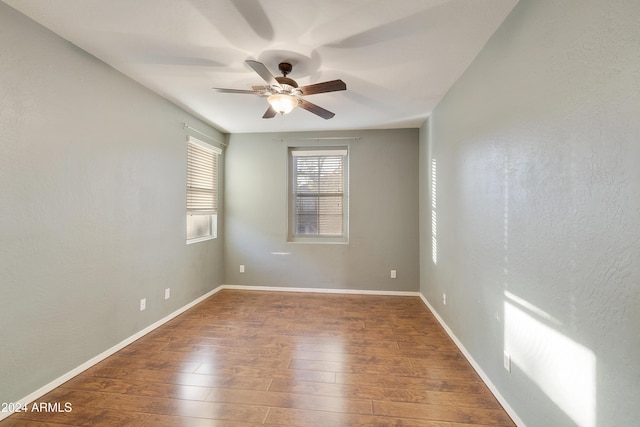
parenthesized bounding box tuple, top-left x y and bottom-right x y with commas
(187, 136, 221, 243)
(289, 147, 348, 241)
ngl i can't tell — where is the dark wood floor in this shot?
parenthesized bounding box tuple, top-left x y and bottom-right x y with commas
(2, 290, 515, 426)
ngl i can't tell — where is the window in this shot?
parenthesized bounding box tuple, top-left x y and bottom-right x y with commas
(186, 136, 221, 243)
(289, 147, 348, 242)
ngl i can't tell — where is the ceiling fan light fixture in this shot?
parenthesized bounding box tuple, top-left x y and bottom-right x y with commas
(268, 94, 298, 115)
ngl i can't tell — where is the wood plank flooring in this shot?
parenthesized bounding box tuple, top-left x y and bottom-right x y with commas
(1, 290, 515, 426)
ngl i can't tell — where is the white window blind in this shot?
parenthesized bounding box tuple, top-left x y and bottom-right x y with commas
(187, 136, 221, 243)
(187, 137, 220, 215)
(290, 148, 348, 239)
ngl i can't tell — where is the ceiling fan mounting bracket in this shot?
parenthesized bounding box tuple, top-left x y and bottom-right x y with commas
(278, 62, 293, 76)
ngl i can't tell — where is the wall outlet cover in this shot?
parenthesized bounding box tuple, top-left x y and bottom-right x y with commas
(504, 351, 511, 372)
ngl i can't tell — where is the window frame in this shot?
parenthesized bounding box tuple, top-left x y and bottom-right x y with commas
(287, 146, 349, 244)
(186, 136, 221, 244)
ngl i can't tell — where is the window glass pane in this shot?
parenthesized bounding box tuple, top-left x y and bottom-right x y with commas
(295, 195, 343, 236)
(290, 147, 348, 240)
(187, 214, 212, 240)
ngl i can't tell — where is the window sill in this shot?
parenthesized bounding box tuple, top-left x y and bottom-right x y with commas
(187, 235, 216, 245)
(287, 237, 349, 245)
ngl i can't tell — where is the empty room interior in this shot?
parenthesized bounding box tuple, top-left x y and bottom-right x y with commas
(1, 1, 638, 426)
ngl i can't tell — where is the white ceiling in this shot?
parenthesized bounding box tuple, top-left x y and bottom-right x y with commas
(4, 0, 517, 134)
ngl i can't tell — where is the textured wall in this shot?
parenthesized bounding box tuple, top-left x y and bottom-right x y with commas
(0, 4, 225, 403)
(420, 0, 640, 426)
(225, 129, 419, 291)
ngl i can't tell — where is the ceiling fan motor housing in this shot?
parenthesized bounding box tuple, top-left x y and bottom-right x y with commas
(274, 62, 298, 90)
(275, 63, 297, 89)
(275, 76, 298, 88)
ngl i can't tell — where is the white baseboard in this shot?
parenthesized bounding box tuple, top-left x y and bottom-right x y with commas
(0, 285, 225, 421)
(417, 293, 526, 427)
(220, 284, 420, 297)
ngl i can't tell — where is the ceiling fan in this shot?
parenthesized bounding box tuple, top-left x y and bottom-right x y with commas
(213, 60, 346, 119)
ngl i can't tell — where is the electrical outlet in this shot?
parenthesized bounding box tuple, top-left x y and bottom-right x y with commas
(239, 265, 245, 273)
(442, 293, 447, 306)
(140, 298, 146, 311)
(504, 351, 511, 373)
(164, 288, 170, 300)
(390, 270, 397, 279)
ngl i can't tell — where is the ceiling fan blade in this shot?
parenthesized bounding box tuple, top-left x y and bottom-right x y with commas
(262, 106, 277, 119)
(299, 79, 347, 96)
(213, 88, 257, 94)
(252, 85, 271, 92)
(246, 60, 281, 89)
(298, 99, 336, 120)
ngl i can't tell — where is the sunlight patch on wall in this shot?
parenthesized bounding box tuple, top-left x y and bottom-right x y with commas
(505, 291, 562, 326)
(504, 292, 596, 427)
(431, 158, 438, 265)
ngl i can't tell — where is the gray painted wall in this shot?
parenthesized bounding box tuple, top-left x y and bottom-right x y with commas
(420, 1, 640, 426)
(0, 4, 225, 403)
(224, 129, 419, 291)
